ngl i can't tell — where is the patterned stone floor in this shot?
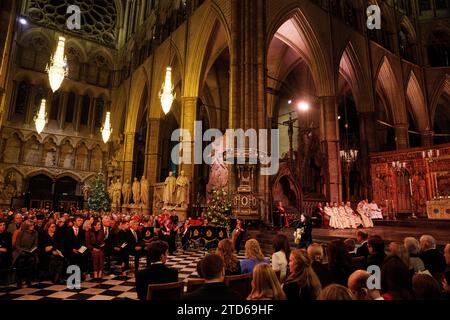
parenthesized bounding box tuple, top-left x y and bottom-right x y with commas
(0, 250, 267, 301)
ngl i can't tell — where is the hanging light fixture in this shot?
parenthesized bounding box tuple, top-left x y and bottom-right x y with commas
(160, 66, 175, 114)
(47, 36, 68, 92)
(35, 99, 48, 134)
(101, 111, 112, 143)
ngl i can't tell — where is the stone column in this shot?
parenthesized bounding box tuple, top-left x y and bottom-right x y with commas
(421, 130, 433, 148)
(180, 96, 198, 204)
(145, 117, 161, 210)
(89, 97, 96, 136)
(122, 131, 136, 183)
(395, 123, 409, 150)
(320, 96, 342, 203)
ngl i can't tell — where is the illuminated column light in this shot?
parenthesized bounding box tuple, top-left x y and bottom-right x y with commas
(160, 67, 175, 114)
(35, 99, 48, 134)
(102, 112, 112, 143)
(47, 36, 68, 92)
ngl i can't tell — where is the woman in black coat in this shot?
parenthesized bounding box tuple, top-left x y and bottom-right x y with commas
(0, 220, 12, 282)
(39, 222, 65, 283)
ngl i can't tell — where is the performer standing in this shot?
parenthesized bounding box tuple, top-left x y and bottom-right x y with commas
(180, 220, 191, 251)
(231, 219, 245, 253)
(275, 201, 289, 228)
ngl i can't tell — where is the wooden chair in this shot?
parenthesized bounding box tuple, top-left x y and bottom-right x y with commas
(225, 273, 252, 299)
(147, 281, 184, 300)
(186, 278, 206, 294)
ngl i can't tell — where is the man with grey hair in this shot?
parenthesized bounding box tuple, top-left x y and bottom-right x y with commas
(419, 234, 446, 281)
(404, 237, 425, 272)
(348, 270, 384, 300)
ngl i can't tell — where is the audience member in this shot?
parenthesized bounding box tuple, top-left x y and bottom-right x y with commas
(271, 234, 290, 282)
(388, 242, 410, 270)
(412, 273, 441, 300)
(13, 220, 38, 287)
(7, 213, 23, 234)
(317, 284, 355, 300)
(248, 263, 286, 300)
(0, 220, 12, 272)
(348, 270, 383, 300)
(283, 249, 322, 301)
(442, 270, 450, 300)
(135, 240, 178, 301)
(419, 235, 446, 280)
(307, 243, 333, 287)
(355, 231, 369, 257)
(183, 254, 241, 300)
(443, 243, 450, 271)
(381, 255, 413, 300)
(327, 240, 355, 286)
(240, 239, 270, 274)
(367, 237, 386, 268)
(344, 238, 356, 257)
(403, 237, 426, 273)
(216, 239, 241, 276)
(86, 219, 106, 279)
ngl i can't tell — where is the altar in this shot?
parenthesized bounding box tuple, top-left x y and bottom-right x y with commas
(427, 198, 450, 220)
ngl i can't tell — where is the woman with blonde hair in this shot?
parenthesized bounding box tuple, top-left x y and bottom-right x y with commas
(240, 239, 270, 274)
(318, 284, 356, 300)
(248, 263, 286, 300)
(217, 239, 241, 275)
(283, 249, 322, 301)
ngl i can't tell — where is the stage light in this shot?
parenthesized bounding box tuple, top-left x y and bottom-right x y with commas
(297, 101, 310, 112)
(288, 100, 292, 104)
(19, 18, 28, 25)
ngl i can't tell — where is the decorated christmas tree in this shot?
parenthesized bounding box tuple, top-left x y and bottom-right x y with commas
(206, 187, 232, 229)
(88, 172, 111, 213)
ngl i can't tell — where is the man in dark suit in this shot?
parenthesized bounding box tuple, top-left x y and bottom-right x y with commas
(183, 253, 242, 301)
(419, 235, 446, 281)
(135, 240, 178, 300)
(367, 236, 386, 268)
(102, 216, 113, 274)
(126, 220, 145, 273)
(356, 231, 369, 257)
(65, 216, 88, 277)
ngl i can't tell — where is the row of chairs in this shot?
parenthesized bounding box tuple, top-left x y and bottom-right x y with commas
(147, 270, 283, 300)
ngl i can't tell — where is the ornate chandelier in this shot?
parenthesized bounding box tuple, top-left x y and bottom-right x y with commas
(101, 111, 112, 143)
(47, 36, 68, 92)
(159, 66, 175, 114)
(340, 149, 358, 164)
(35, 99, 48, 134)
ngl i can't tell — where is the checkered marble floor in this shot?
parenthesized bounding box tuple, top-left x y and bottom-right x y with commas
(0, 250, 269, 301)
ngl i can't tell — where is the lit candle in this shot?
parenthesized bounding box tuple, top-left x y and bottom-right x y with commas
(409, 178, 413, 196)
(422, 151, 426, 159)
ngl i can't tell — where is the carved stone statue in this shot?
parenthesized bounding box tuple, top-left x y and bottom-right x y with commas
(60, 141, 74, 169)
(140, 176, 149, 207)
(176, 170, 189, 208)
(82, 182, 91, 201)
(122, 179, 131, 205)
(112, 178, 122, 208)
(108, 180, 114, 200)
(132, 177, 141, 204)
(163, 171, 177, 205)
(206, 136, 228, 193)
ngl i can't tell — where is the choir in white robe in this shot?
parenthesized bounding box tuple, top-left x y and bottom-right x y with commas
(344, 205, 363, 228)
(325, 205, 344, 229)
(368, 202, 383, 219)
(337, 205, 351, 229)
(357, 201, 374, 228)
